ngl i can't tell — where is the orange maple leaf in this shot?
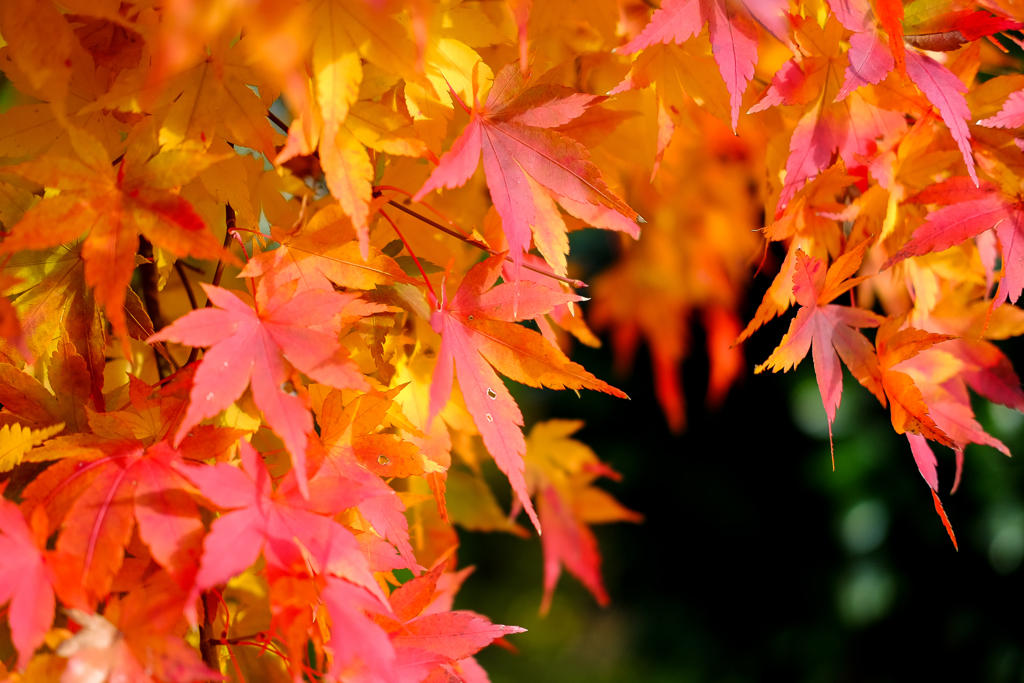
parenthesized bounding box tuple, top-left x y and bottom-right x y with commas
(0, 128, 230, 348)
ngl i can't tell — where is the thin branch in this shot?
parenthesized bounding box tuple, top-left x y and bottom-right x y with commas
(205, 632, 270, 646)
(188, 205, 237, 365)
(385, 199, 587, 288)
(199, 592, 219, 674)
(267, 109, 290, 134)
(176, 260, 205, 274)
(378, 208, 438, 301)
(137, 236, 171, 378)
(175, 261, 199, 310)
(210, 205, 238, 295)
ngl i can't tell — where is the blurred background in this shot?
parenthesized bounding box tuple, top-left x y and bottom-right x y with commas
(457, 230, 1024, 683)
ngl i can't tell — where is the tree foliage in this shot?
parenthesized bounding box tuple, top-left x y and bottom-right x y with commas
(0, 0, 1023, 679)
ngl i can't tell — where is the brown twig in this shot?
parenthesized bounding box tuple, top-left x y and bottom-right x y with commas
(267, 109, 290, 134)
(199, 591, 218, 674)
(138, 236, 172, 378)
(209, 204, 238, 294)
(384, 199, 587, 288)
(187, 205, 237, 365)
(175, 261, 199, 310)
(176, 260, 205, 274)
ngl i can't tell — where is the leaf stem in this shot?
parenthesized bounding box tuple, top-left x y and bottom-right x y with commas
(378, 208, 437, 301)
(372, 186, 469, 236)
(225, 643, 247, 683)
(205, 632, 269, 646)
(384, 199, 587, 288)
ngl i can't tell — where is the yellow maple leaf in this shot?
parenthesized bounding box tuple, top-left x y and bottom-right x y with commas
(0, 421, 64, 472)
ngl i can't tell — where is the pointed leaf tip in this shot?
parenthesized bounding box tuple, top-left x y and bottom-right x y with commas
(931, 489, 958, 550)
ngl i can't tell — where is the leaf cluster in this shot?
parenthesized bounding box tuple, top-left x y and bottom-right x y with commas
(2, 0, 1024, 679)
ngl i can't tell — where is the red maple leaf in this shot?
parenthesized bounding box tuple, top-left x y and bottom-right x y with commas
(748, 14, 906, 213)
(0, 491, 55, 670)
(173, 441, 382, 622)
(18, 393, 218, 603)
(755, 241, 884, 451)
(149, 278, 377, 497)
(829, 0, 1021, 185)
(979, 88, 1024, 129)
(618, 0, 788, 131)
(428, 253, 627, 532)
(413, 63, 640, 287)
(366, 562, 526, 681)
(883, 179, 1024, 305)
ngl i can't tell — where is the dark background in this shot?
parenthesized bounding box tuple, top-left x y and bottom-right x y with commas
(458, 232, 1024, 683)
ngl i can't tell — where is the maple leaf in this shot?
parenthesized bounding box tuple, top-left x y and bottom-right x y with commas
(0, 422, 64, 472)
(303, 0, 428, 252)
(617, 0, 787, 132)
(882, 181, 1024, 305)
(307, 387, 435, 570)
(748, 14, 906, 213)
(84, 37, 279, 157)
(402, 0, 505, 153)
(979, 89, 1024, 129)
(0, 493, 55, 671)
(0, 21, 129, 159)
(240, 203, 417, 294)
(830, 0, 1021, 185)
(149, 279, 375, 497)
(0, 338, 95, 435)
(20, 406, 210, 601)
(429, 253, 627, 532)
(174, 441, 381, 622)
(873, 316, 957, 448)
(4, 244, 114, 406)
(524, 420, 641, 614)
(413, 63, 640, 288)
(755, 242, 885, 449)
(888, 291, 1015, 488)
(57, 573, 219, 683)
(871, 317, 972, 552)
(361, 561, 526, 681)
(0, 128, 230, 348)
(609, 37, 733, 175)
